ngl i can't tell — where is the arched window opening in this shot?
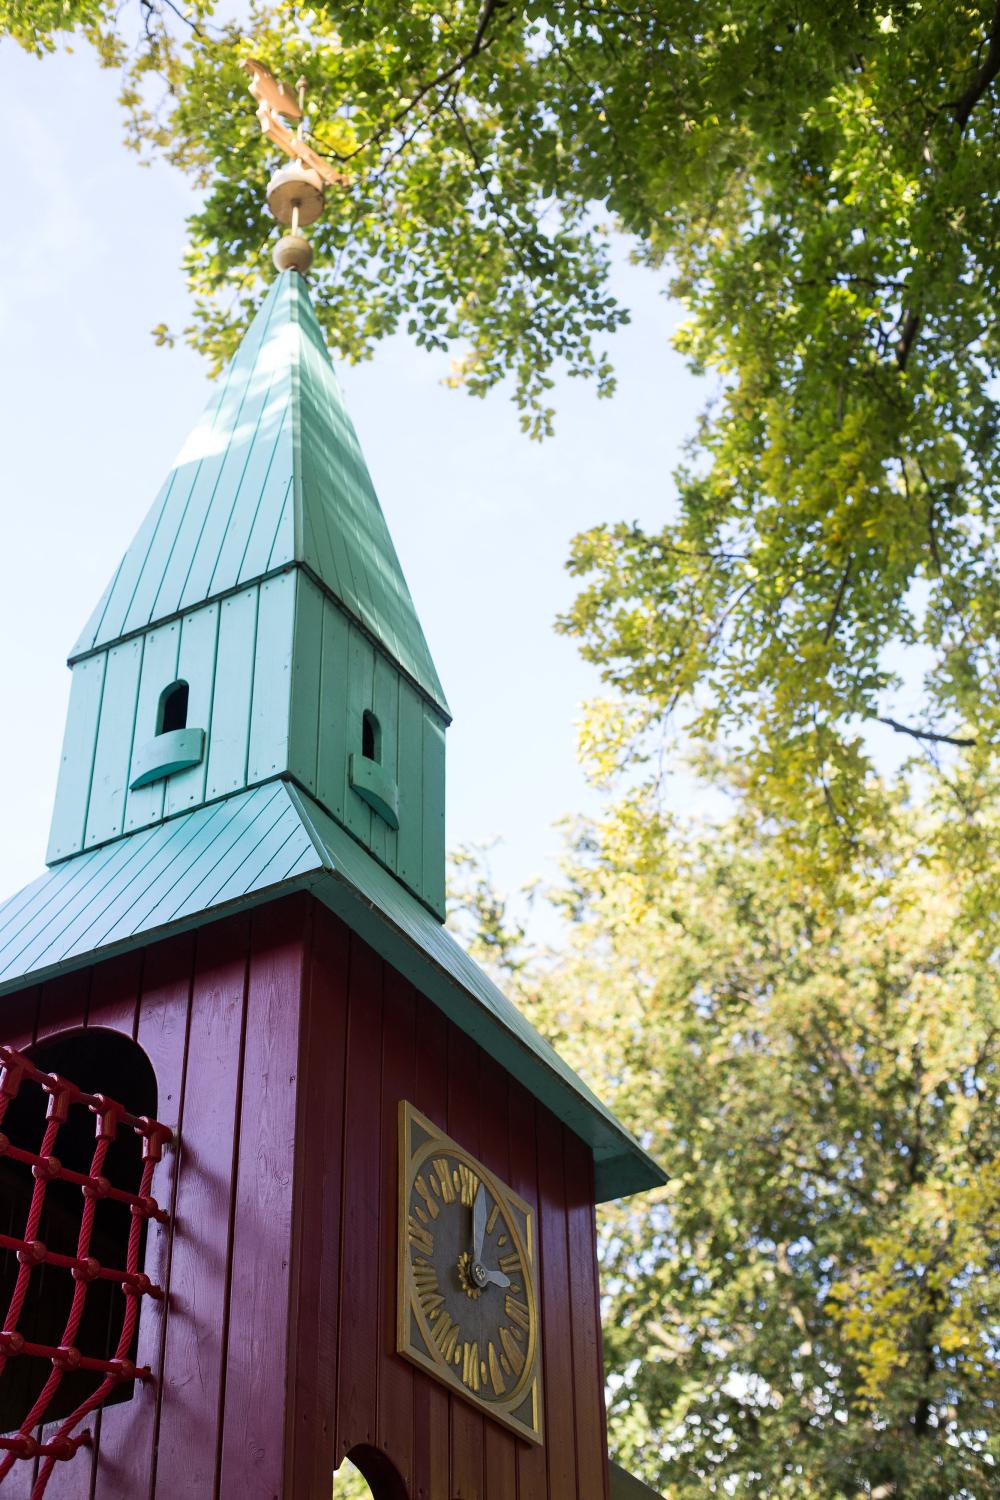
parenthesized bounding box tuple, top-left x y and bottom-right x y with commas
(361, 710, 381, 763)
(0, 1030, 158, 1435)
(157, 680, 189, 735)
(335, 1445, 409, 1499)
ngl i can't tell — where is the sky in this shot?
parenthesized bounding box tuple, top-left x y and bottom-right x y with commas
(0, 39, 705, 926)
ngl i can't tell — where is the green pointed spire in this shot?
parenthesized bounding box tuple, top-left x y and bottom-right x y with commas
(48, 273, 448, 916)
(74, 273, 447, 716)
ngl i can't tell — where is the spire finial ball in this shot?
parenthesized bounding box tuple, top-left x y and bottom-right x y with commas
(273, 233, 314, 274)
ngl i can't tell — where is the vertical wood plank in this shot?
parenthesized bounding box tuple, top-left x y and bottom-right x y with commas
(151, 915, 249, 1499)
(123, 621, 182, 833)
(375, 968, 415, 1485)
(478, 1057, 517, 1500)
(369, 655, 399, 869)
(536, 1108, 578, 1500)
(164, 603, 220, 817)
(206, 588, 258, 800)
(218, 897, 308, 1499)
(507, 1081, 547, 1500)
(343, 628, 374, 844)
(85, 637, 144, 850)
(335, 934, 383, 1458)
(564, 1130, 610, 1500)
(92, 933, 195, 1500)
(420, 711, 446, 917)
(286, 574, 325, 797)
(447, 1030, 484, 1500)
(410, 997, 449, 1500)
(247, 572, 295, 784)
(285, 904, 350, 1498)
(316, 600, 349, 821)
(395, 681, 423, 897)
(46, 653, 107, 864)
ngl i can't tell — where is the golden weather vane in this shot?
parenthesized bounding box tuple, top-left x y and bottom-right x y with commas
(243, 58, 346, 274)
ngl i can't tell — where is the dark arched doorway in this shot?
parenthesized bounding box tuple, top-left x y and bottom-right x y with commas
(335, 1444, 409, 1499)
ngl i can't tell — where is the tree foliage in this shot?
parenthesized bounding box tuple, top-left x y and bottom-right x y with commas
(4, 0, 1000, 820)
(469, 796, 1000, 1497)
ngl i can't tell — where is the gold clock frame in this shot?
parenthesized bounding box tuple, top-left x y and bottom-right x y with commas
(396, 1101, 544, 1445)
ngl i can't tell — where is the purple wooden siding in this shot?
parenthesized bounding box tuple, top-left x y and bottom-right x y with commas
(0, 895, 610, 1500)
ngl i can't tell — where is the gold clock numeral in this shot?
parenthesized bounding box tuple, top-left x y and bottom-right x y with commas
(430, 1310, 460, 1363)
(414, 1173, 440, 1220)
(505, 1294, 530, 1331)
(417, 1280, 444, 1316)
(458, 1162, 481, 1207)
(499, 1325, 525, 1376)
(488, 1341, 506, 1395)
(462, 1341, 480, 1391)
(432, 1157, 456, 1203)
(498, 1251, 520, 1275)
(486, 1203, 500, 1234)
(408, 1215, 434, 1256)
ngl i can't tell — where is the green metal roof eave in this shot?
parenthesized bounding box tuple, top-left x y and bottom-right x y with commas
(0, 781, 665, 1202)
(287, 786, 665, 1202)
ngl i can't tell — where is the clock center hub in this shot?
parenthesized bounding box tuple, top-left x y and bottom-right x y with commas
(471, 1260, 488, 1289)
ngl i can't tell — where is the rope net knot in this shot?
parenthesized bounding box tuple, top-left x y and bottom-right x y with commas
(0, 1041, 171, 1498)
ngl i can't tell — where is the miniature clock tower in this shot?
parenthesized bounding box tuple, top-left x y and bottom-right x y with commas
(0, 73, 664, 1500)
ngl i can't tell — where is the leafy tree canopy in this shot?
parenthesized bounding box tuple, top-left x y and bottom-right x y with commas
(4, 0, 1000, 842)
(454, 795, 1000, 1497)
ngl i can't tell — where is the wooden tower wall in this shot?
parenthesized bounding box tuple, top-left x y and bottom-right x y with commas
(0, 895, 610, 1500)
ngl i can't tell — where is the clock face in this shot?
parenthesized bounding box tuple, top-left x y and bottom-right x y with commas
(397, 1101, 543, 1444)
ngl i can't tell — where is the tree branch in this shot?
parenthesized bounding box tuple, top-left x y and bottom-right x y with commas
(823, 558, 853, 644)
(329, 0, 510, 164)
(895, 309, 921, 370)
(875, 715, 977, 747)
(951, 0, 1000, 132)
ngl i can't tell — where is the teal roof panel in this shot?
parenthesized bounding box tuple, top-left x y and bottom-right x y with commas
(0, 781, 662, 1202)
(72, 275, 448, 716)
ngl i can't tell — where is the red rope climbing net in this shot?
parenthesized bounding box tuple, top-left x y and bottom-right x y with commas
(0, 1043, 171, 1498)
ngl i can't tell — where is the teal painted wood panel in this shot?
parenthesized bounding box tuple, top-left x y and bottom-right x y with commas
(287, 572, 324, 795)
(178, 296, 288, 613)
(1, 824, 162, 979)
(248, 572, 295, 784)
(232, 418, 294, 589)
(84, 637, 144, 849)
(420, 709, 447, 918)
(395, 679, 424, 896)
(369, 652, 399, 868)
(206, 587, 259, 799)
(37, 816, 204, 966)
(315, 596, 349, 821)
(46, 653, 107, 864)
(93, 352, 242, 651)
(343, 626, 374, 844)
(164, 602, 220, 817)
(71, 286, 272, 655)
(72, 470, 178, 657)
(143, 291, 278, 630)
(1, 835, 123, 962)
(123, 620, 181, 833)
(118, 788, 283, 937)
